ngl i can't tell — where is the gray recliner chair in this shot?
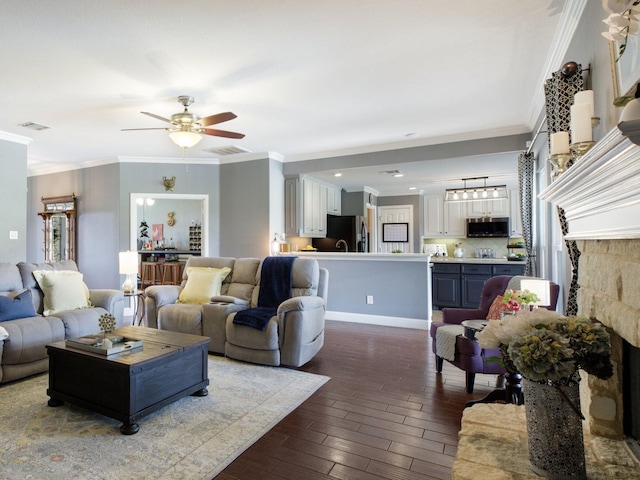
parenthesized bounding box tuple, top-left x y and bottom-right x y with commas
(145, 256, 328, 367)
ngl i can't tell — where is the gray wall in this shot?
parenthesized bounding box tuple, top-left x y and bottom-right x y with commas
(219, 156, 284, 259)
(0, 139, 28, 263)
(317, 258, 430, 320)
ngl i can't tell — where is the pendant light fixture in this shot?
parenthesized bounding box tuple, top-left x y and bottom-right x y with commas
(445, 176, 508, 203)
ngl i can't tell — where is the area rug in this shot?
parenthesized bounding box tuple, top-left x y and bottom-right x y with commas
(0, 356, 329, 479)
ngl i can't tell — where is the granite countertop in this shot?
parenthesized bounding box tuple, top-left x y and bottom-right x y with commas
(288, 252, 432, 262)
(430, 256, 525, 265)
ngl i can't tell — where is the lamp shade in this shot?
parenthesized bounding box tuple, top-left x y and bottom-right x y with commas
(169, 130, 202, 148)
(119, 251, 138, 274)
(520, 279, 551, 307)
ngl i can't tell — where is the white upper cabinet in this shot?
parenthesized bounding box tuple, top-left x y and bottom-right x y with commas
(423, 195, 465, 237)
(466, 198, 508, 218)
(327, 185, 342, 216)
(285, 175, 340, 238)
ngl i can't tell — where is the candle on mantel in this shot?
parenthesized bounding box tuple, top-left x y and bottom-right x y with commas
(570, 103, 592, 143)
(574, 90, 595, 118)
(550, 131, 570, 155)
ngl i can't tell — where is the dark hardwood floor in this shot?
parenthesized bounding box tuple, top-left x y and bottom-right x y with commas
(216, 319, 498, 480)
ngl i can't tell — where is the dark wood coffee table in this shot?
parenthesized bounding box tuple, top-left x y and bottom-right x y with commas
(46, 326, 210, 435)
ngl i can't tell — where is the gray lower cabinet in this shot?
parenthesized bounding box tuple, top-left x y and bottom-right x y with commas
(432, 262, 526, 309)
(460, 264, 492, 308)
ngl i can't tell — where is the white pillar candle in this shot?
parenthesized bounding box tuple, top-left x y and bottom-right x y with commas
(574, 90, 595, 118)
(550, 131, 570, 155)
(570, 103, 592, 143)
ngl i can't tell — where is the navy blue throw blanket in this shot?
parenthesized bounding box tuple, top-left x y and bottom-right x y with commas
(233, 256, 297, 331)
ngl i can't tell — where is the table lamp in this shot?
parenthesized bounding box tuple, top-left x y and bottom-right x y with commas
(119, 251, 138, 294)
(520, 279, 550, 308)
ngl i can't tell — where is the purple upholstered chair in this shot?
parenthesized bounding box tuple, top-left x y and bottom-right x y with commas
(429, 275, 560, 394)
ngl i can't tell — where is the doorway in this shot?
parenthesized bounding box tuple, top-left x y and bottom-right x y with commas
(377, 205, 414, 253)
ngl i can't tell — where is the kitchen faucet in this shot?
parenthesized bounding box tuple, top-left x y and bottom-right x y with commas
(336, 239, 348, 252)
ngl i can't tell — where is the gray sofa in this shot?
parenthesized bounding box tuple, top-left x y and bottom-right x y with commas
(0, 260, 125, 384)
(145, 256, 328, 367)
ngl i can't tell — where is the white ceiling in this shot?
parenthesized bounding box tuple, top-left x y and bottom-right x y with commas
(0, 0, 568, 193)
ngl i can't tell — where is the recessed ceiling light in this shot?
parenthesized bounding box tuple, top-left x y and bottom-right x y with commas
(18, 121, 50, 131)
(409, 187, 417, 190)
(393, 173, 403, 178)
(334, 173, 342, 177)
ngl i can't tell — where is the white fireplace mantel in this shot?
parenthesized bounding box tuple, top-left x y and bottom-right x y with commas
(539, 119, 640, 240)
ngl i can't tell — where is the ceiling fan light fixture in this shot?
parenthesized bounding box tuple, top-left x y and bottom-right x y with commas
(169, 130, 202, 149)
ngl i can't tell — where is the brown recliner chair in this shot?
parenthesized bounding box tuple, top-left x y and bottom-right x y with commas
(429, 275, 560, 394)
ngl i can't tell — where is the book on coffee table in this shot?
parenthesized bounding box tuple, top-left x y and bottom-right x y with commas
(66, 334, 143, 355)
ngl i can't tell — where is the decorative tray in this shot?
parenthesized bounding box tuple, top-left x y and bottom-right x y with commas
(66, 335, 143, 355)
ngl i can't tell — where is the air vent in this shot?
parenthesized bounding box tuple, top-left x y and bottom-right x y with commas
(379, 169, 401, 175)
(203, 145, 251, 156)
(18, 121, 50, 131)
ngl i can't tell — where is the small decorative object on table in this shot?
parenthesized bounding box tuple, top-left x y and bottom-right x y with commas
(477, 310, 613, 479)
(501, 288, 539, 314)
(66, 313, 143, 355)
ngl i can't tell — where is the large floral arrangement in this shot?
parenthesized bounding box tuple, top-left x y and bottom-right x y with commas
(602, 0, 640, 61)
(476, 309, 613, 384)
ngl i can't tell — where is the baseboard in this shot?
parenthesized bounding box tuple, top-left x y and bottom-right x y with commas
(325, 311, 430, 330)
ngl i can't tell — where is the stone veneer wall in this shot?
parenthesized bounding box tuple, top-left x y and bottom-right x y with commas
(576, 239, 640, 439)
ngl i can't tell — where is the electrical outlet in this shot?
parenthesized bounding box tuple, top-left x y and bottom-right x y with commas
(9, 231, 18, 240)
(366, 295, 373, 304)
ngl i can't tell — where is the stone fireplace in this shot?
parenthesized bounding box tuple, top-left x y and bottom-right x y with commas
(540, 119, 640, 445)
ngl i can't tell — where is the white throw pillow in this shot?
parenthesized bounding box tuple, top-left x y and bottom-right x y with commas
(33, 270, 91, 316)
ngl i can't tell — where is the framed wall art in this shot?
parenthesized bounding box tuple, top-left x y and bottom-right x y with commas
(382, 222, 408, 243)
(610, 34, 640, 106)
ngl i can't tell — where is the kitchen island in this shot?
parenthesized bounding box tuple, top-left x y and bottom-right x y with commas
(287, 253, 526, 329)
(290, 252, 433, 329)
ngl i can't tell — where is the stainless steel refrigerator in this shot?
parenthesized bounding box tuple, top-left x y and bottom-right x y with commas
(312, 215, 368, 252)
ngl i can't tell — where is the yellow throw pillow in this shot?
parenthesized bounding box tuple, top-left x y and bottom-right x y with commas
(178, 267, 231, 305)
(32, 270, 91, 316)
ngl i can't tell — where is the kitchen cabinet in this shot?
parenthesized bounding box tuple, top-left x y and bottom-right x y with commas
(423, 195, 465, 237)
(300, 176, 327, 237)
(284, 177, 299, 237)
(432, 263, 461, 308)
(467, 198, 508, 218)
(284, 175, 343, 237)
(460, 264, 492, 308)
(327, 185, 342, 215)
(432, 262, 526, 309)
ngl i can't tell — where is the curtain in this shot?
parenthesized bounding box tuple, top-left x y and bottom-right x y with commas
(517, 152, 536, 276)
(543, 63, 584, 316)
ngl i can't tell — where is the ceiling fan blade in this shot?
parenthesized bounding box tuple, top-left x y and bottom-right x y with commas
(202, 128, 245, 139)
(141, 111, 172, 123)
(198, 112, 237, 127)
(121, 127, 169, 131)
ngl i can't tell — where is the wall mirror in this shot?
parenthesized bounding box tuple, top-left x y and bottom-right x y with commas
(129, 193, 208, 255)
(39, 194, 77, 262)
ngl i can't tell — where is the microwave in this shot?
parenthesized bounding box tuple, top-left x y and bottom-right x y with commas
(466, 217, 510, 237)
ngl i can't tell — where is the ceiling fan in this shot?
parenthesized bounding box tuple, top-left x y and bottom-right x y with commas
(122, 95, 245, 148)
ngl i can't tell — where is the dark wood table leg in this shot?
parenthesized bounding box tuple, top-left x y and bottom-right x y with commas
(48, 397, 64, 407)
(465, 372, 524, 407)
(120, 421, 140, 435)
(191, 388, 208, 397)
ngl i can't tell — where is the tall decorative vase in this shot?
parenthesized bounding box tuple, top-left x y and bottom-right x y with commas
(522, 378, 586, 479)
